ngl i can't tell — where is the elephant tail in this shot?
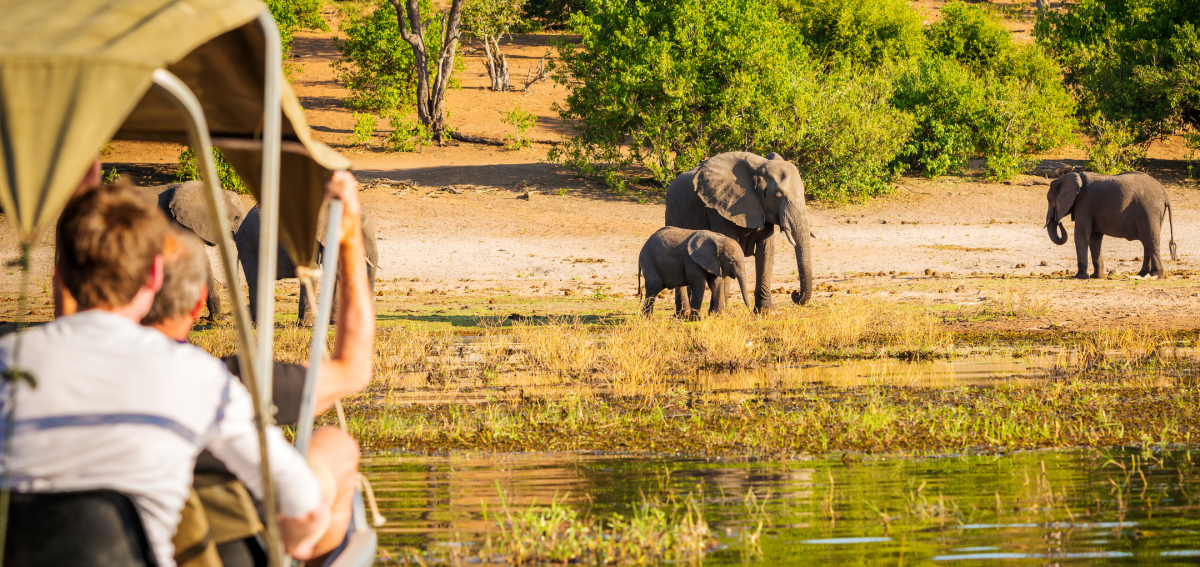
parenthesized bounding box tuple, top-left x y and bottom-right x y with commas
(637, 265, 643, 299)
(1168, 202, 1178, 261)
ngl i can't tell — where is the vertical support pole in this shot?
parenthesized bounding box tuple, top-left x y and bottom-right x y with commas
(255, 11, 287, 567)
(295, 199, 343, 456)
(148, 68, 284, 562)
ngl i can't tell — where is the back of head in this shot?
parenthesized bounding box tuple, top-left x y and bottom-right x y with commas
(57, 182, 168, 311)
(143, 228, 209, 325)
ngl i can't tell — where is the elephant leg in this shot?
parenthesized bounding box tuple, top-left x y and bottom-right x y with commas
(1089, 233, 1106, 279)
(687, 279, 705, 321)
(1145, 238, 1166, 278)
(706, 274, 723, 315)
(299, 280, 315, 327)
(674, 288, 691, 319)
(205, 266, 223, 321)
(754, 234, 775, 312)
(642, 278, 664, 316)
(1074, 225, 1091, 279)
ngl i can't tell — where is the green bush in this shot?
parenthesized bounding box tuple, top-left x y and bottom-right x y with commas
(888, 2, 1075, 180)
(501, 106, 537, 150)
(267, 0, 329, 55)
(551, 0, 908, 201)
(335, 0, 451, 114)
(386, 114, 433, 152)
(1037, 0, 1200, 144)
(1086, 114, 1146, 174)
(774, 0, 925, 66)
(348, 112, 377, 147)
(176, 147, 248, 194)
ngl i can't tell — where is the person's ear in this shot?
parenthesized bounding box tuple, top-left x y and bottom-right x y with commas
(189, 284, 208, 321)
(148, 255, 164, 294)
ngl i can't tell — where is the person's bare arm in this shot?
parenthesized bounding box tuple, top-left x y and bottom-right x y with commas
(313, 171, 374, 414)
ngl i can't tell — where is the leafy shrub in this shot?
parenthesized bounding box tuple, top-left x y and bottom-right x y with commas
(523, 0, 584, 26)
(1037, 1, 1200, 144)
(502, 106, 537, 149)
(335, 0, 454, 114)
(890, 2, 1074, 180)
(551, 0, 908, 201)
(347, 112, 377, 147)
(386, 114, 433, 152)
(102, 167, 122, 184)
(176, 147, 248, 194)
(1086, 114, 1146, 174)
(774, 0, 925, 66)
(267, 0, 329, 55)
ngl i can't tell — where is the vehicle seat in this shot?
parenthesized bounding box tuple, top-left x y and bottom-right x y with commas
(3, 489, 158, 567)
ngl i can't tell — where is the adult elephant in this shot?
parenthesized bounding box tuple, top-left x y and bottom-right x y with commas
(236, 203, 378, 324)
(1046, 171, 1177, 279)
(664, 151, 813, 311)
(133, 181, 246, 321)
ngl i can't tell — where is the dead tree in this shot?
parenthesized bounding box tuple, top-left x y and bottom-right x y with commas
(390, 0, 466, 144)
(480, 34, 511, 91)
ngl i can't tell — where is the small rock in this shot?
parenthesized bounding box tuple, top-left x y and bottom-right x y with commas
(518, 191, 540, 200)
(1002, 273, 1010, 279)
(932, 271, 939, 277)
(954, 285, 965, 292)
(564, 289, 574, 296)
(1015, 263, 1026, 268)
(488, 298, 496, 304)
(1039, 261, 1049, 266)
(924, 268, 933, 276)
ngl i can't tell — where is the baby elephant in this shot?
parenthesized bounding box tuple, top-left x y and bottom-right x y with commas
(638, 227, 750, 319)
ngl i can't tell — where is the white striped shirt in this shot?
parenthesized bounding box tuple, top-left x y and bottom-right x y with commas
(0, 311, 321, 567)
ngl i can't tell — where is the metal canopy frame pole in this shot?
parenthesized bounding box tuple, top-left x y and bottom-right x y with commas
(147, 68, 286, 564)
(295, 199, 343, 456)
(254, 11, 287, 567)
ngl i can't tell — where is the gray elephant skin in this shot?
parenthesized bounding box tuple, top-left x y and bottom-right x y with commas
(665, 151, 813, 312)
(133, 181, 246, 321)
(638, 227, 751, 319)
(236, 203, 378, 324)
(1046, 171, 1177, 279)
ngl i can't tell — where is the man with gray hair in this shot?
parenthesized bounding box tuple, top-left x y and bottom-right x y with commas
(144, 172, 374, 564)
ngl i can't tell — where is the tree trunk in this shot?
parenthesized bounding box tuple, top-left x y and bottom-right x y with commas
(482, 35, 511, 91)
(391, 0, 465, 144)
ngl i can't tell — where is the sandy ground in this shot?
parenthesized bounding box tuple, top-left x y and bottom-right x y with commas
(5, 4, 1200, 332)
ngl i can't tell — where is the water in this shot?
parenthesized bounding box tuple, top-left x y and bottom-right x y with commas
(364, 448, 1200, 564)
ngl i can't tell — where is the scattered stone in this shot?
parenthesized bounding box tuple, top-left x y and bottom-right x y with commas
(518, 190, 540, 200)
(564, 289, 574, 296)
(925, 268, 933, 276)
(954, 285, 965, 292)
(932, 271, 939, 277)
(1015, 263, 1026, 268)
(1039, 260, 1049, 266)
(488, 298, 496, 304)
(1002, 273, 1010, 279)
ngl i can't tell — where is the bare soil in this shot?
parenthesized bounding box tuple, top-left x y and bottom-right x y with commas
(6, 6, 1200, 334)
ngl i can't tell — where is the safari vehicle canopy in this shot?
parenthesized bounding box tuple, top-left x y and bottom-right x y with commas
(0, 1, 373, 565)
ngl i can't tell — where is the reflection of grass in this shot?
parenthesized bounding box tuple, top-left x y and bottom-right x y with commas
(398, 482, 765, 566)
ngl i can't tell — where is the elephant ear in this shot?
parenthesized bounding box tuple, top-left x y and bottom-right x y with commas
(686, 233, 723, 276)
(1054, 172, 1082, 223)
(170, 180, 243, 245)
(694, 152, 766, 229)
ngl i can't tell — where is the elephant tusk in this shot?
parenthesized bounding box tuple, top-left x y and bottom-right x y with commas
(784, 231, 797, 247)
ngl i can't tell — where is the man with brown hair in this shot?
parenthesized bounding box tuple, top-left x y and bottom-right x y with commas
(145, 172, 373, 564)
(1, 183, 332, 566)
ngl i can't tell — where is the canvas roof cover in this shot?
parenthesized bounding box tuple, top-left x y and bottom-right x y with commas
(0, 0, 351, 267)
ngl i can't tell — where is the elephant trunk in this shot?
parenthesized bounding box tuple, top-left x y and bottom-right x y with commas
(778, 202, 813, 306)
(736, 269, 750, 310)
(1046, 214, 1068, 245)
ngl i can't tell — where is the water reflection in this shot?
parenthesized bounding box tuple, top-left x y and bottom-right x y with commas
(365, 448, 1200, 565)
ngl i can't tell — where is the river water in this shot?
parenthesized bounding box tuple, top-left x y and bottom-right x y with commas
(364, 447, 1200, 565)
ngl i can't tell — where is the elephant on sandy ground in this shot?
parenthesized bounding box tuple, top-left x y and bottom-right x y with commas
(236, 203, 378, 324)
(665, 151, 813, 313)
(1046, 171, 1177, 279)
(637, 227, 751, 319)
(132, 181, 246, 321)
